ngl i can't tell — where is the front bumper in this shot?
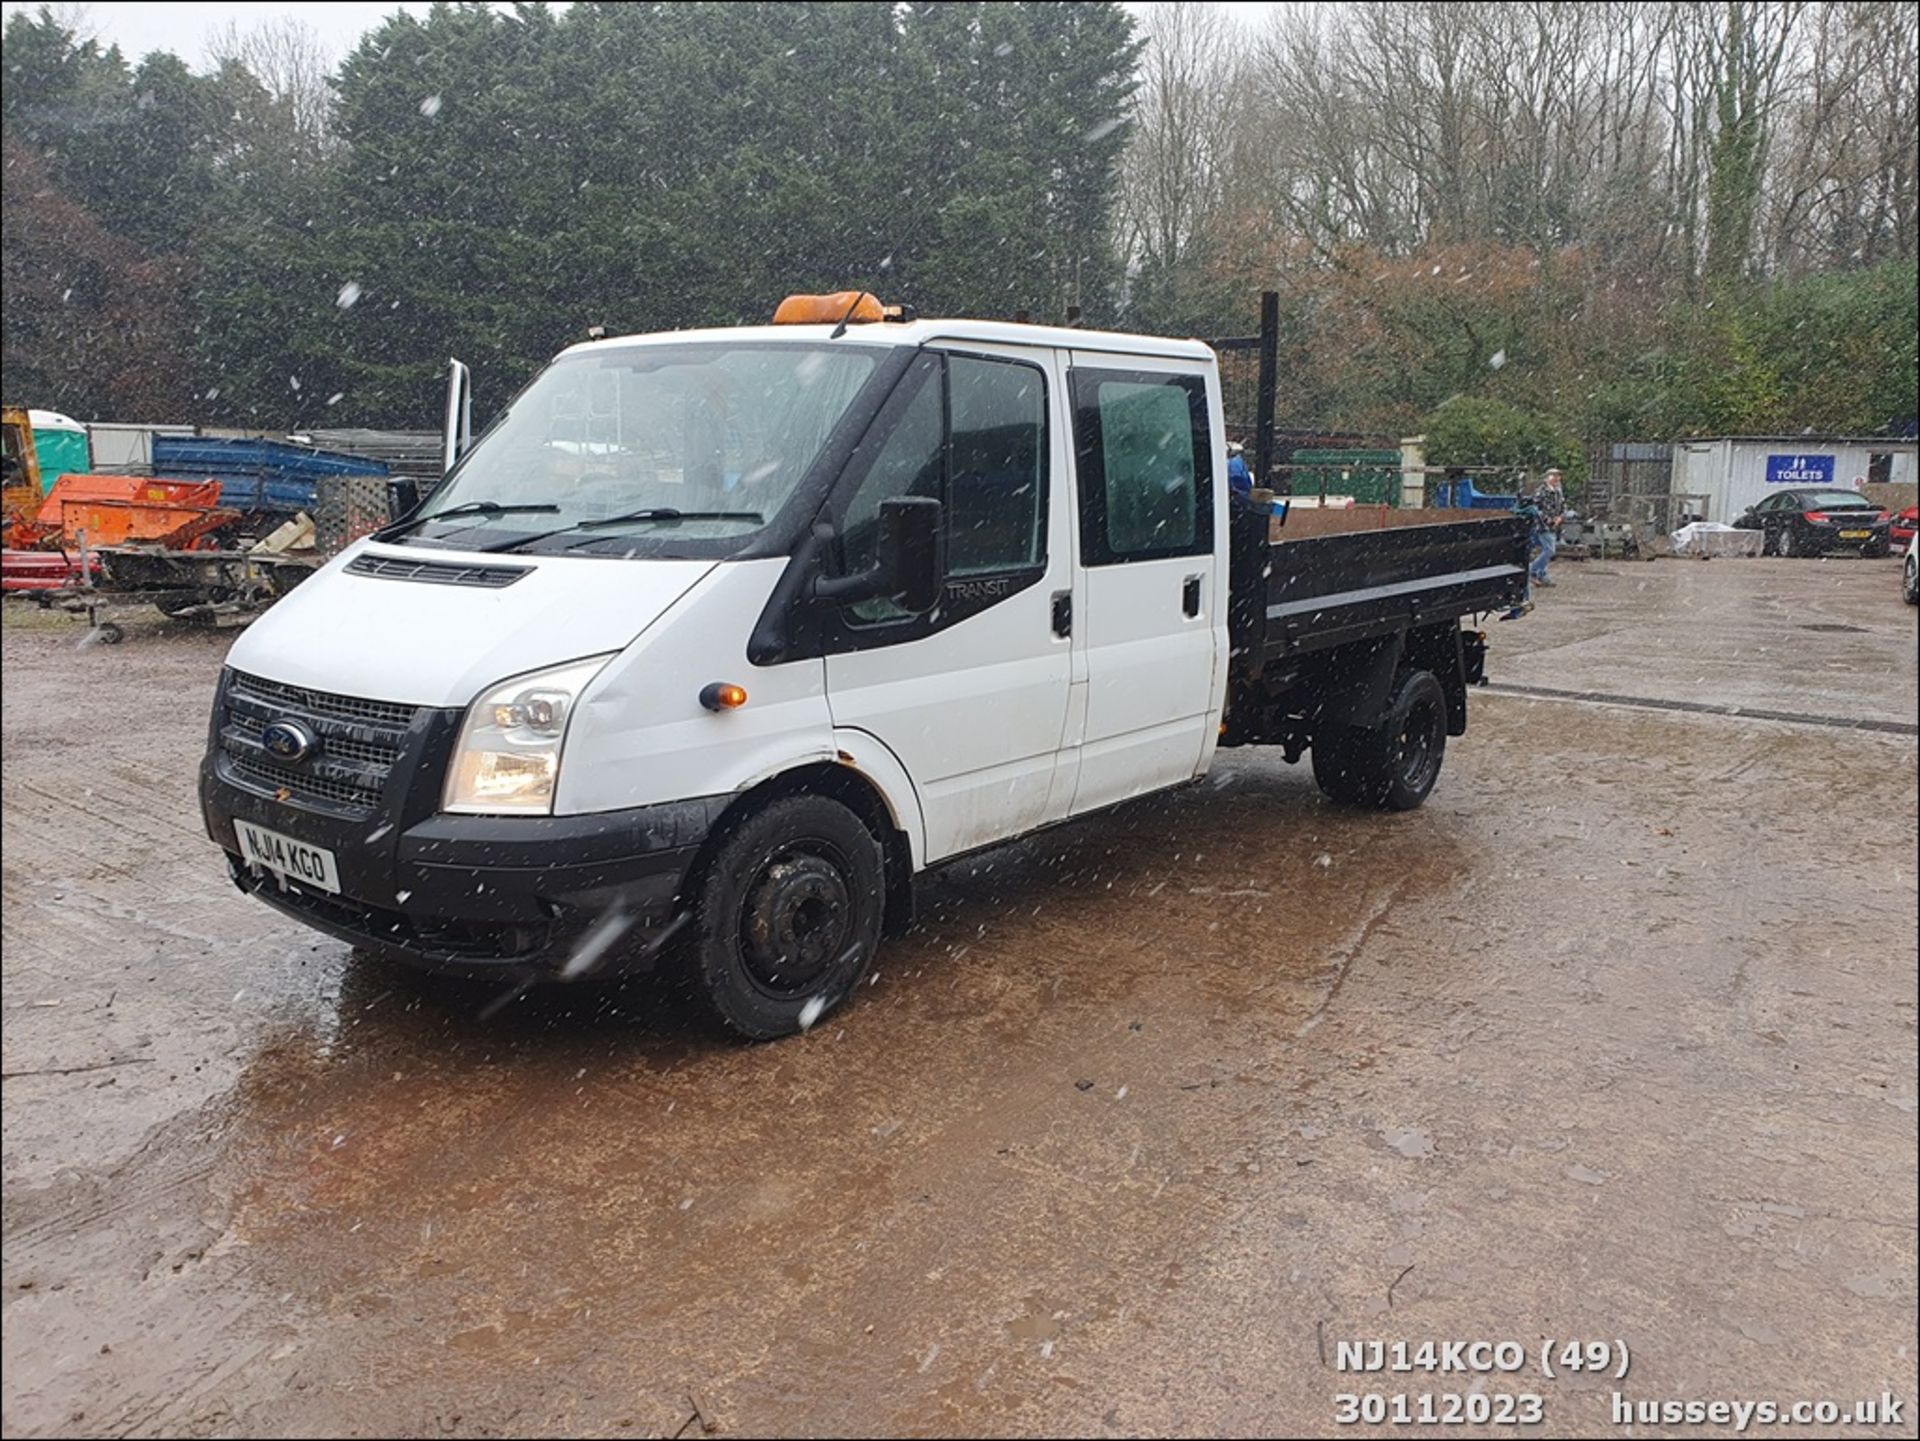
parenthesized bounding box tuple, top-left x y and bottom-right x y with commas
(202, 740, 722, 977)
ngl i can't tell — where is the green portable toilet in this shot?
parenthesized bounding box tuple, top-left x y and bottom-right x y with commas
(29, 410, 90, 491)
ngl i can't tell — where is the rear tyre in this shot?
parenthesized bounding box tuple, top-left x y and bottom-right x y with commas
(1779, 526, 1798, 558)
(1311, 670, 1449, 812)
(676, 796, 884, 1040)
(1904, 557, 1918, 606)
(1863, 540, 1889, 560)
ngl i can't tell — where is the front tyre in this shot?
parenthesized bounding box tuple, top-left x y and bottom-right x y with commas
(679, 796, 884, 1040)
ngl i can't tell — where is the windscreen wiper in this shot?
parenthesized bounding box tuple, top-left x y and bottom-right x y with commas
(576, 507, 764, 529)
(480, 508, 765, 552)
(376, 500, 560, 541)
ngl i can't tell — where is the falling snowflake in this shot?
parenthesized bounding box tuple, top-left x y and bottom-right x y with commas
(1488, 349, 1507, 369)
(419, 94, 443, 118)
(336, 281, 363, 309)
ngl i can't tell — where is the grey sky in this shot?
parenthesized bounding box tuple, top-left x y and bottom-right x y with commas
(2, 1, 1277, 71)
(1, 2, 434, 66)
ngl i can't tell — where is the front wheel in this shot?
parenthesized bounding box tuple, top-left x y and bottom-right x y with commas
(1311, 669, 1449, 812)
(1904, 558, 1918, 605)
(675, 796, 884, 1040)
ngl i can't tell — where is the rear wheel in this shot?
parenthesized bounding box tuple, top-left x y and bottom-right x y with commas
(1311, 670, 1449, 812)
(1904, 556, 1918, 605)
(1863, 540, 1889, 559)
(675, 796, 884, 1040)
(1779, 525, 1798, 558)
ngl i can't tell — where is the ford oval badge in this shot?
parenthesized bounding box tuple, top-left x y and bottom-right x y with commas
(260, 719, 318, 763)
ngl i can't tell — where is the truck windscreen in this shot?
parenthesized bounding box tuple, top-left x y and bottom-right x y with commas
(400, 343, 881, 557)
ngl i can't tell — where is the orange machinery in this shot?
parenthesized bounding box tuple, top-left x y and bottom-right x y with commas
(26, 474, 238, 550)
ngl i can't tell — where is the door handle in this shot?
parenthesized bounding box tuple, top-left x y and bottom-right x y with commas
(1051, 589, 1072, 637)
(1182, 573, 1202, 617)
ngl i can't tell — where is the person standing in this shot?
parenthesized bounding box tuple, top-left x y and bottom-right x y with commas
(1528, 467, 1567, 588)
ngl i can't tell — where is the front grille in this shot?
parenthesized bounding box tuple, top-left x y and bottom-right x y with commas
(226, 752, 387, 811)
(219, 670, 421, 816)
(345, 553, 531, 588)
(229, 672, 417, 727)
(224, 710, 399, 768)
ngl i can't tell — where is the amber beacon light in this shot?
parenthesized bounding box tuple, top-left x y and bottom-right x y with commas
(699, 682, 749, 712)
(771, 291, 908, 326)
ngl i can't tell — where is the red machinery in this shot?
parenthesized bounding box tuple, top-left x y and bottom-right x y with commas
(0, 549, 101, 592)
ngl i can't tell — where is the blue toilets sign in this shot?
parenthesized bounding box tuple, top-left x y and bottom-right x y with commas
(1766, 453, 1834, 485)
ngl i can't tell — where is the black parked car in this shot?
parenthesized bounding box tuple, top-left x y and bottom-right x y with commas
(1735, 488, 1891, 558)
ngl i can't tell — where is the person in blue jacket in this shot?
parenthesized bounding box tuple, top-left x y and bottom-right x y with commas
(1227, 441, 1253, 500)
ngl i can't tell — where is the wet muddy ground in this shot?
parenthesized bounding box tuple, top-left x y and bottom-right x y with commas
(4, 556, 1915, 1437)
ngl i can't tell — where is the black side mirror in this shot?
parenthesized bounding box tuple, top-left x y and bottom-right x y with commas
(877, 496, 942, 613)
(814, 496, 944, 613)
(387, 477, 422, 521)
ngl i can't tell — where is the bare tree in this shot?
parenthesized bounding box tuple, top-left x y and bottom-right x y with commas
(206, 15, 335, 158)
(1764, 1, 1918, 270)
(1115, 2, 1239, 316)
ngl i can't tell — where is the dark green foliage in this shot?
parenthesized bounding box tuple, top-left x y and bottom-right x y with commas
(191, 0, 1141, 427)
(1423, 396, 1586, 488)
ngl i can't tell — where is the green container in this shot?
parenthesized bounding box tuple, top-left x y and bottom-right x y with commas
(31, 424, 89, 490)
(1289, 447, 1401, 506)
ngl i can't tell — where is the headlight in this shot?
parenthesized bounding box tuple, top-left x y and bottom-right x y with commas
(443, 655, 614, 815)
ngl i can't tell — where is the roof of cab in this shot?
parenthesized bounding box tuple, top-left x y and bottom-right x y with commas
(559, 318, 1216, 365)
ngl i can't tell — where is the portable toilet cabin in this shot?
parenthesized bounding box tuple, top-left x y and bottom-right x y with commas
(28, 410, 90, 492)
(1670, 436, 1919, 522)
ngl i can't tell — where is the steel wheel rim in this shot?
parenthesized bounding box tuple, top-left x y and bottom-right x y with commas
(736, 841, 854, 998)
(1396, 698, 1443, 795)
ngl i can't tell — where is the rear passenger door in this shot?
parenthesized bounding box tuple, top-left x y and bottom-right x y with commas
(1066, 356, 1225, 815)
(822, 345, 1074, 863)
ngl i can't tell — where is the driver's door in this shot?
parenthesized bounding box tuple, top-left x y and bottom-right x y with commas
(822, 345, 1075, 863)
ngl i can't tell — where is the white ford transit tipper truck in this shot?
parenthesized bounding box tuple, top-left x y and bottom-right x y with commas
(200, 296, 1528, 1037)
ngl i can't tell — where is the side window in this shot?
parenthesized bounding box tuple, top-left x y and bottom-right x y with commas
(947, 355, 1047, 576)
(1072, 369, 1212, 564)
(833, 351, 1049, 627)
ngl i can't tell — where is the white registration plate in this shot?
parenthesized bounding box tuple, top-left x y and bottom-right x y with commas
(234, 819, 340, 894)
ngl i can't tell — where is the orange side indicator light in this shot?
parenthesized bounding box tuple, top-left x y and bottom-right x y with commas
(699, 682, 749, 712)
